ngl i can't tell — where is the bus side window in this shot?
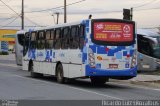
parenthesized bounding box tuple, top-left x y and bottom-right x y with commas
(23, 33, 29, 56)
(54, 29, 61, 49)
(79, 25, 85, 49)
(45, 30, 51, 49)
(61, 27, 69, 49)
(37, 31, 45, 50)
(70, 26, 79, 49)
(37, 32, 40, 49)
(51, 30, 55, 49)
(31, 32, 36, 49)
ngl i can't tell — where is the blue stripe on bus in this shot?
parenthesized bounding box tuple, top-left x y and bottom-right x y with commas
(107, 49, 115, 56)
(85, 65, 137, 77)
(116, 52, 122, 59)
(86, 20, 89, 27)
(130, 50, 134, 56)
(123, 51, 127, 56)
(89, 45, 96, 53)
(82, 53, 87, 63)
(32, 50, 36, 59)
(97, 47, 106, 54)
(86, 28, 89, 33)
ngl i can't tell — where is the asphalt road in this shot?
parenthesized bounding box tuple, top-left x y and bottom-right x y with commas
(0, 54, 160, 100)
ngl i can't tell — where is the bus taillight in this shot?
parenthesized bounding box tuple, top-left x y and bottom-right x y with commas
(88, 48, 95, 68)
(131, 51, 137, 68)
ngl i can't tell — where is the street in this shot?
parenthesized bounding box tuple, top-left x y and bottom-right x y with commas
(0, 54, 160, 100)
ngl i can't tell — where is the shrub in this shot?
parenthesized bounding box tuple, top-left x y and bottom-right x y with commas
(0, 51, 9, 55)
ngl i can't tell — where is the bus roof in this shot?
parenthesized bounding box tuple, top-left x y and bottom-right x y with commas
(16, 30, 26, 34)
(33, 20, 83, 32)
(26, 18, 135, 32)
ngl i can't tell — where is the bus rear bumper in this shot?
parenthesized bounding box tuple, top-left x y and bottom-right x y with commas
(86, 65, 137, 78)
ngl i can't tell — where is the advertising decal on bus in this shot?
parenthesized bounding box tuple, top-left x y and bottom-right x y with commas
(92, 19, 135, 46)
(93, 22, 133, 42)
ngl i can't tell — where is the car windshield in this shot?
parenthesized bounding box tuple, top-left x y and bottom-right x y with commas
(151, 36, 160, 59)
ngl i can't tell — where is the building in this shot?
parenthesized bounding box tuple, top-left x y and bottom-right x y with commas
(0, 29, 18, 51)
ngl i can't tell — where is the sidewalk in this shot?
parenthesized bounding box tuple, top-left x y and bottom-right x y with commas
(110, 73, 160, 88)
(130, 74, 160, 82)
(126, 74, 160, 88)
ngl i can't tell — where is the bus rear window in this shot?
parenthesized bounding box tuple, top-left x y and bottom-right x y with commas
(92, 19, 135, 46)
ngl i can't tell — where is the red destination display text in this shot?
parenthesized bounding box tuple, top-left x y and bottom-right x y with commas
(93, 22, 134, 42)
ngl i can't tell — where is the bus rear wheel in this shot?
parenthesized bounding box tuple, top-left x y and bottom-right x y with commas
(56, 64, 64, 84)
(90, 76, 109, 85)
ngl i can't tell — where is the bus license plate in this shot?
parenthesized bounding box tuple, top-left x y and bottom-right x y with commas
(109, 64, 118, 69)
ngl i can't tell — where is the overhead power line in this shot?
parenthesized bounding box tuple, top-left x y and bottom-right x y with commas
(0, 16, 19, 28)
(63, 6, 160, 15)
(25, 0, 86, 13)
(24, 16, 44, 27)
(0, 16, 17, 25)
(0, 25, 46, 27)
(0, 0, 42, 27)
(0, 0, 20, 16)
(133, 0, 159, 8)
(135, 7, 160, 11)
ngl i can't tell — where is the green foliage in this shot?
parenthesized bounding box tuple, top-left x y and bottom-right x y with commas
(0, 51, 9, 55)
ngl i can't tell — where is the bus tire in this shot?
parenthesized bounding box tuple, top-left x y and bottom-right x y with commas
(56, 64, 64, 84)
(90, 76, 109, 85)
(29, 62, 43, 78)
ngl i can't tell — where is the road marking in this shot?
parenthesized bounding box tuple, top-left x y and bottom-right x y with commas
(110, 82, 160, 92)
(12, 74, 122, 100)
(67, 86, 123, 100)
(1, 63, 160, 95)
(0, 63, 18, 68)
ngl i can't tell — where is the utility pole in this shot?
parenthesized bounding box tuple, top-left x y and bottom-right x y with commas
(55, 12, 60, 24)
(64, 0, 67, 23)
(21, 0, 24, 30)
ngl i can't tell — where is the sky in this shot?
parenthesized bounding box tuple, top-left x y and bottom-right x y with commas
(0, 0, 160, 30)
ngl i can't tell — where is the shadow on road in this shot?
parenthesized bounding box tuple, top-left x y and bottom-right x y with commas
(26, 75, 131, 90)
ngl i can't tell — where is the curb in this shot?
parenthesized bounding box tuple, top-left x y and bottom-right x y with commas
(130, 80, 160, 88)
(110, 79, 160, 89)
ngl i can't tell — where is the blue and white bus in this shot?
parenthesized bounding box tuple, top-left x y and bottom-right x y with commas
(137, 29, 160, 71)
(22, 19, 137, 84)
(15, 30, 25, 66)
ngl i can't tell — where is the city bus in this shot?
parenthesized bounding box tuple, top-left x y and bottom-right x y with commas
(15, 30, 25, 66)
(22, 19, 137, 84)
(137, 29, 160, 71)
